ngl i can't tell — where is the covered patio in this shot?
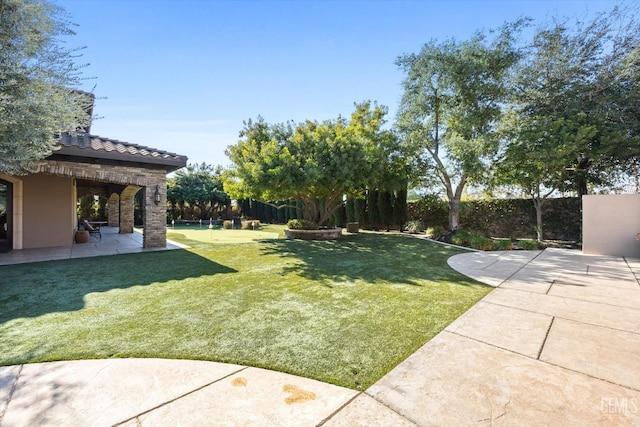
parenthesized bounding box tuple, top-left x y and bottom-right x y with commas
(0, 132, 187, 253)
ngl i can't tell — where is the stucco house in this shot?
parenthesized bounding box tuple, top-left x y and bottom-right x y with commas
(0, 133, 187, 252)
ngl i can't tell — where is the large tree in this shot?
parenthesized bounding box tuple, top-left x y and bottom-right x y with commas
(502, 9, 640, 198)
(224, 102, 398, 226)
(0, 0, 92, 174)
(396, 22, 522, 231)
(605, 9, 640, 191)
(496, 112, 588, 240)
(497, 8, 640, 239)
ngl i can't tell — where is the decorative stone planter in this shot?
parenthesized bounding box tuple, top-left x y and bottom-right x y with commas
(75, 230, 90, 244)
(284, 227, 343, 240)
(346, 222, 359, 233)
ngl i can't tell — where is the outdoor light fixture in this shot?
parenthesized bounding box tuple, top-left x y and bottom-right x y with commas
(154, 185, 161, 205)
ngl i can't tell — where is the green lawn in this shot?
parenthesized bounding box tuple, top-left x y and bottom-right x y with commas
(0, 228, 490, 389)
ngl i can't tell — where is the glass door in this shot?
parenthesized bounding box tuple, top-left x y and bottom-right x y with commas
(0, 180, 12, 252)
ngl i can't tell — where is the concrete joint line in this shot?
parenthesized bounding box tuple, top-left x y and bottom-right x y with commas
(537, 317, 555, 360)
(0, 364, 23, 423)
(454, 325, 640, 394)
(545, 280, 555, 295)
(480, 257, 502, 271)
(111, 366, 249, 427)
(497, 250, 544, 287)
(361, 391, 421, 427)
(479, 300, 547, 319)
(485, 298, 639, 336)
(549, 293, 640, 311)
(623, 257, 640, 287)
(447, 331, 538, 361)
(539, 358, 640, 393)
(316, 391, 363, 426)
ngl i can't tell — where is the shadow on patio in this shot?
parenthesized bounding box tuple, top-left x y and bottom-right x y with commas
(0, 227, 187, 265)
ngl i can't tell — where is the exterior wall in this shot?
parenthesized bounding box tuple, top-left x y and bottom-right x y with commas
(34, 159, 169, 249)
(22, 174, 74, 248)
(583, 194, 640, 258)
(0, 174, 24, 250)
(2, 160, 173, 251)
(108, 193, 119, 227)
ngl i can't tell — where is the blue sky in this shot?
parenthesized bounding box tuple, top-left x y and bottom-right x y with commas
(57, 0, 617, 167)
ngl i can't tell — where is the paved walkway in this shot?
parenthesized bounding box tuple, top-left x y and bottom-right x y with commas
(1, 247, 639, 426)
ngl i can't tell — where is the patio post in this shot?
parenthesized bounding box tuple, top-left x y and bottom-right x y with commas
(107, 192, 119, 227)
(119, 185, 139, 234)
(142, 178, 167, 248)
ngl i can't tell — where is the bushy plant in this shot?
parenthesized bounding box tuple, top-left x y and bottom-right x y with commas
(518, 239, 541, 250)
(241, 220, 261, 230)
(451, 230, 472, 246)
(223, 220, 233, 229)
(286, 219, 319, 230)
(492, 239, 513, 251)
(468, 234, 494, 251)
(452, 230, 497, 251)
(405, 219, 424, 234)
(425, 225, 446, 238)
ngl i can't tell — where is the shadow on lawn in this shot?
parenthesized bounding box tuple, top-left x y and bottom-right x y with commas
(0, 249, 235, 322)
(261, 232, 483, 288)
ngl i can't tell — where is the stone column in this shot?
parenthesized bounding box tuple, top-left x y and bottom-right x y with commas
(143, 178, 167, 248)
(119, 185, 140, 234)
(107, 193, 120, 227)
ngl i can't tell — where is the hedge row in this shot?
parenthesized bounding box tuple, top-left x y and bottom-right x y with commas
(408, 197, 581, 241)
(239, 189, 408, 230)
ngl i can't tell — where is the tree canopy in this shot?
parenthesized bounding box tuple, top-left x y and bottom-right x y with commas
(494, 8, 640, 238)
(396, 21, 522, 230)
(0, 0, 92, 175)
(224, 102, 400, 226)
(500, 9, 640, 197)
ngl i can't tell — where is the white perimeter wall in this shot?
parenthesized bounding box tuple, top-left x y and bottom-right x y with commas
(583, 194, 640, 258)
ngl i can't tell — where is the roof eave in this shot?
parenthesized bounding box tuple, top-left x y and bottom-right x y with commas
(49, 145, 188, 172)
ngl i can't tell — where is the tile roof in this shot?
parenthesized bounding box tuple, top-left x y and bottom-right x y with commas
(54, 133, 188, 171)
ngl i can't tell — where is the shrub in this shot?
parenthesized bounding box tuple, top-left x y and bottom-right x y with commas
(518, 239, 541, 250)
(451, 230, 497, 251)
(223, 220, 233, 229)
(451, 230, 472, 246)
(405, 219, 424, 234)
(241, 220, 261, 230)
(287, 219, 319, 230)
(468, 234, 494, 251)
(492, 238, 513, 251)
(425, 225, 446, 239)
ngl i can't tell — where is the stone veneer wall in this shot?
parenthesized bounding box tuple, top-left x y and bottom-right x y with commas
(143, 182, 167, 248)
(119, 186, 139, 234)
(34, 159, 169, 248)
(108, 193, 120, 227)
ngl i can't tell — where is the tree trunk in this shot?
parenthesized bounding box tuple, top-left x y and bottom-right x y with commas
(575, 156, 592, 197)
(532, 196, 544, 241)
(449, 197, 461, 231)
(447, 175, 467, 232)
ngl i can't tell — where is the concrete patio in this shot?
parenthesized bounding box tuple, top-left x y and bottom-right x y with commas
(0, 227, 186, 266)
(0, 246, 639, 425)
